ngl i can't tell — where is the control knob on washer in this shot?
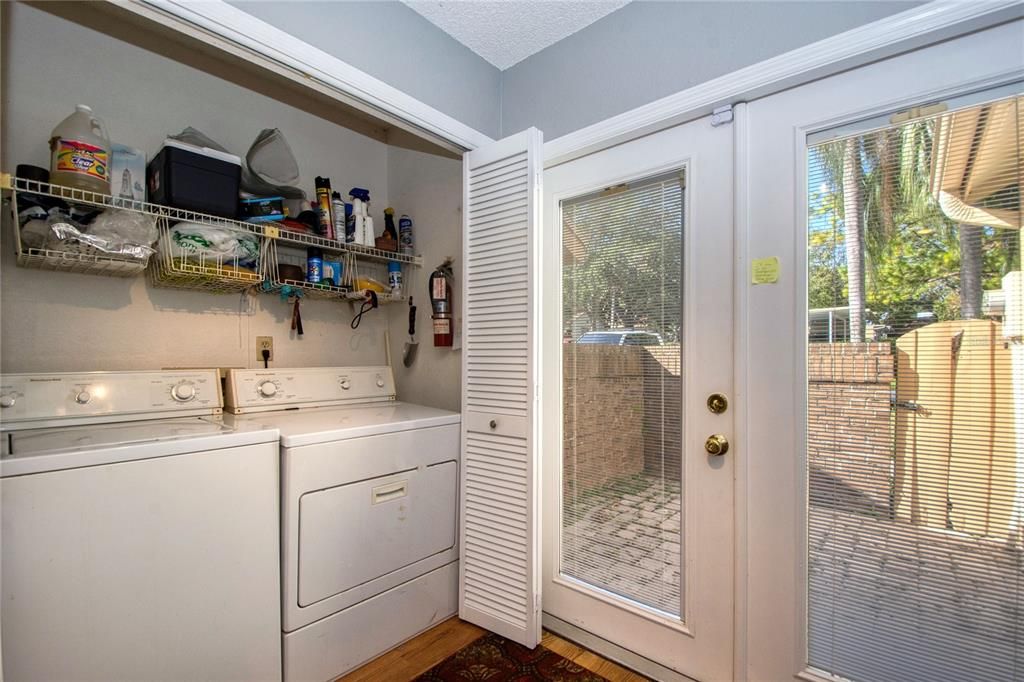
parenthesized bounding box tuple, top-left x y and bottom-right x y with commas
(375, 374, 385, 388)
(171, 382, 196, 402)
(75, 391, 91, 405)
(339, 379, 351, 390)
(258, 381, 278, 397)
(0, 394, 16, 408)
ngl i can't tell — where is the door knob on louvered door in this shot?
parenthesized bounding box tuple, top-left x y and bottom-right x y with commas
(489, 419, 498, 430)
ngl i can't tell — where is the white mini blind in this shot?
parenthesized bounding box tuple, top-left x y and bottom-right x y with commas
(561, 171, 685, 617)
(460, 128, 542, 648)
(806, 94, 1022, 682)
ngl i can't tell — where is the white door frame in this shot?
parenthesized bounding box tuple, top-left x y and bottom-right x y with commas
(742, 21, 1023, 682)
(540, 110, 736, 682)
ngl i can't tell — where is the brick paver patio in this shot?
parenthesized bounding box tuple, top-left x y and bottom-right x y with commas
(558, 472, 1022, 681)
(561, 474, 682, 615)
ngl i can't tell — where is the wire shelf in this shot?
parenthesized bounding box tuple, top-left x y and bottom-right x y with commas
(266, 240, 406, 303)
(148, 217, 263, 293)
(2, 173, 418, 287)
(261, 222, 421, 266)
(2, 175, 263, 235)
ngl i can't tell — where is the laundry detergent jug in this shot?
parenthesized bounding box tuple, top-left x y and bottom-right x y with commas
(49, 104, 112, 194)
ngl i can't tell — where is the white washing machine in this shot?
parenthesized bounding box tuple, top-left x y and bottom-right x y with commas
(223, 366, 461, 682)
(0, 370, 282, 682)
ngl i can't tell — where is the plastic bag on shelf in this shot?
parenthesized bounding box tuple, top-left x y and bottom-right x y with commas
(46, 210, 156, 261)
(162, 221, 260, 269)
(20, 217, 52, 250)
(89, 210, 159, 248)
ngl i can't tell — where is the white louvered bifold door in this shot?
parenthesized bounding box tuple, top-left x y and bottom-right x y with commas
(459, 128, 543, 648)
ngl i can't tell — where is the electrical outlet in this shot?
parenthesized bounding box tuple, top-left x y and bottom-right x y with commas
(256, 336, 274, 362)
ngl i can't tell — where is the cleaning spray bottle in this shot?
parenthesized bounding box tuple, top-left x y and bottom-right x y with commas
(331, 191, 346, 242)
(315, 176, 334, 239)
(399, 214, 415, 256)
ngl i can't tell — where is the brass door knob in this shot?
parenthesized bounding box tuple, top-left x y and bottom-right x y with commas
(707, 393, 728, 414)
(705, 434, 729, 456)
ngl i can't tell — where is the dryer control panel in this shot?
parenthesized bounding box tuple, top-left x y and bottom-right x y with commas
(223, 366, 396, 414)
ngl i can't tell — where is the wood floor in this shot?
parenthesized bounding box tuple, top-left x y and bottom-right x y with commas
(338, 617, 650, 682)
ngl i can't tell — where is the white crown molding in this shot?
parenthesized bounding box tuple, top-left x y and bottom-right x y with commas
(543, 0, 1024, 168)
(115, 0, 494, 153)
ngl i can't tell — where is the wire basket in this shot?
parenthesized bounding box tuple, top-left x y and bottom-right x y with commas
(148, 217, 263, 293)
(265, 240, 405, 302)
(4, 176, 150, 277)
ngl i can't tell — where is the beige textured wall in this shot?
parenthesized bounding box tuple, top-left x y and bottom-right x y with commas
(0, 3, 457, 398)
(384, 146, 463, 412)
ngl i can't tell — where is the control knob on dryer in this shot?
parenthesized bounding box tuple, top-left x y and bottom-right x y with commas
(258, 381, 278, 397)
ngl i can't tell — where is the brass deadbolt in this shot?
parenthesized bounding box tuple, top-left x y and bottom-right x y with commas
(707, 393, 728, 414)
(705, 434, 729, 456)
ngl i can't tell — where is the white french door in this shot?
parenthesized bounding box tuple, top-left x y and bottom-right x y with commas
(540, 112, 736, 680)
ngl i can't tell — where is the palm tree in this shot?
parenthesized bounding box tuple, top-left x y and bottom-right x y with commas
(959, 225, 985, 318)
(842, 138, 866, 342)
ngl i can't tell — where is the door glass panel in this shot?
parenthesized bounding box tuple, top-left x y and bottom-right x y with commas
(806, 95, 1022, 681)
(561, 170, 685, 617)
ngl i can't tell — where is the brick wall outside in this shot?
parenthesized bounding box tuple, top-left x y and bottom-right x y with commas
(641, 346, 682, 479)
(807, 342, 895, 515)
(563, 344, 683, 496)
(563, 341, 895, 508)
(563, 345, 646, 496)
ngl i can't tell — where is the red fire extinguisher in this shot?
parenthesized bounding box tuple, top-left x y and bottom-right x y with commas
(429, 257, 454, 347)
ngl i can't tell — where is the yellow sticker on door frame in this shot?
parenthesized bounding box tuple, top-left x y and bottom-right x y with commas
(751, 257, 780, 285)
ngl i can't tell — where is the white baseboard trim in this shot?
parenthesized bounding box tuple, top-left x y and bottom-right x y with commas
(543, 0, 1024, 167)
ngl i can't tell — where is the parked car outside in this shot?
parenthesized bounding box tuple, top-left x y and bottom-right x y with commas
(575, 330, 663, 346)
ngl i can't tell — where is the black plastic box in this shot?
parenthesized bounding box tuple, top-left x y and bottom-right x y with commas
(147, 139, 241, 218)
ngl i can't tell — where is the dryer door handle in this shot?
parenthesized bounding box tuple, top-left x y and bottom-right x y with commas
(371, 480, 409, 505)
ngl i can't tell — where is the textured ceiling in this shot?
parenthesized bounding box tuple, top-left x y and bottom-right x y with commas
(404, 1, 630, 70)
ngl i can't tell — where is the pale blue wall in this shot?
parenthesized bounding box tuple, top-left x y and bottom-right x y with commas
(231, 1, 924, 142)
(500, 1, 923, 139)
(229, 1, 503, 138)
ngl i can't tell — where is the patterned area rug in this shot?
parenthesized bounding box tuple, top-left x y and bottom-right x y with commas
(415, 632, 609, 681)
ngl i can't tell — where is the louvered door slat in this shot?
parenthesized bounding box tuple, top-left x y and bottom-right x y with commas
(460, 128, 542, 648)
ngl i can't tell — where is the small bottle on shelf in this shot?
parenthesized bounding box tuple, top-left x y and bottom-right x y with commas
(388, 261, 402, 298)
(306, 247, 323, 283)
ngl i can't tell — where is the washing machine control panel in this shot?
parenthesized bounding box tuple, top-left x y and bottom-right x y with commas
(224, 366, 396, 413)
(0, 370, 222, 428)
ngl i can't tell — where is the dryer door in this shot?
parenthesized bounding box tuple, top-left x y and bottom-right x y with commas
(281, 423, 460, 631)
(298, 460, 457, 606)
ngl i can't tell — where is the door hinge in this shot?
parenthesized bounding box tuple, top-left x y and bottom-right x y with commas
(711, 105, 734, 127)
